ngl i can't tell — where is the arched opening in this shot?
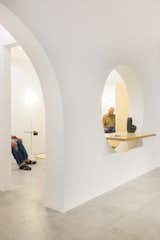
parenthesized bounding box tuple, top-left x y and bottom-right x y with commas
(102, 65, 144, 152)
(10, 45, 46, 198)
(0, 4, 64, 212)
(102, 69, 129, 133)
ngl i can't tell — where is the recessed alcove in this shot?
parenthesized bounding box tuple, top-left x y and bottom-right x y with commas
(101, 65, 155, 153)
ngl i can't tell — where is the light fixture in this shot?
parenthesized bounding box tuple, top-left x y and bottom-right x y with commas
(24, 89, 38, 108)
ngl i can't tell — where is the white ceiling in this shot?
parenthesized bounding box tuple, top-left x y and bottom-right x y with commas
(0, 24, 16, 46)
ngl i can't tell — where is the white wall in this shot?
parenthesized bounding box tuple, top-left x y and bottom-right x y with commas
(0, 24, 15, 45)
(1, 1, 160, 212)
(0, 46, 11, 190)
(11, 47, 45, 155)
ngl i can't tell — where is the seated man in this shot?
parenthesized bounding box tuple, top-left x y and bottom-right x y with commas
(11, 136, 36, 170)
(102, 107, 116, 133)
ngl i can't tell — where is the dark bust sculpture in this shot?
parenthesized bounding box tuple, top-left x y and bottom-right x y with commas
(127, 117, 136, 133)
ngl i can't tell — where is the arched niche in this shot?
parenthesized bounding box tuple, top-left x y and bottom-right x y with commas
(0, 3, 64, 211)
(102, 65, 144, 152)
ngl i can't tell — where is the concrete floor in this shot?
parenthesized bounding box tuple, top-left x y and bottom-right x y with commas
(1, 161, 160, 239)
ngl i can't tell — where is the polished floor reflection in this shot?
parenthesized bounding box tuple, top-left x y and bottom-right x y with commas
(0, 161, 160, 239)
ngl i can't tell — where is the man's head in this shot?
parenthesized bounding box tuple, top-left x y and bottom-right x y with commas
(108, 107, 115, 116)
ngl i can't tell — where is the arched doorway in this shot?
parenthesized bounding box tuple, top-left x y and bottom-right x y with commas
(0, 4, 64, 212)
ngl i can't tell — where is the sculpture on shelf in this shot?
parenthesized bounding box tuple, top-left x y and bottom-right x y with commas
(127, 117, 136, 133)
(33, 130, 38, 136)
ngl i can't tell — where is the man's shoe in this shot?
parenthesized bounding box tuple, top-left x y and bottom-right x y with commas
(19, 164, 32, 170)
(26, 160, 37, 165)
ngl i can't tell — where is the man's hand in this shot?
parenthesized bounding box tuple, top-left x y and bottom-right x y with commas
(11, 136, 23, 142)
(11, 141, 17, 149)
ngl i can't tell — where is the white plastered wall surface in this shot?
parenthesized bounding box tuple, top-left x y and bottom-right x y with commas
(0, 0, 160, 212)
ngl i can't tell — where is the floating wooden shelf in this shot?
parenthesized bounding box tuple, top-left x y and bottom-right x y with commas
(106, 133, 156, 142)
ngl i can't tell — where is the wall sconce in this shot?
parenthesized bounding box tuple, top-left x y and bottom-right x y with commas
(24, 89, 38, 109)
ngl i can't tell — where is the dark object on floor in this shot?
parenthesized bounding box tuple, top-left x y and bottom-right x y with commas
(127, 117, 136, 133)
(19, 164, 32, 171)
